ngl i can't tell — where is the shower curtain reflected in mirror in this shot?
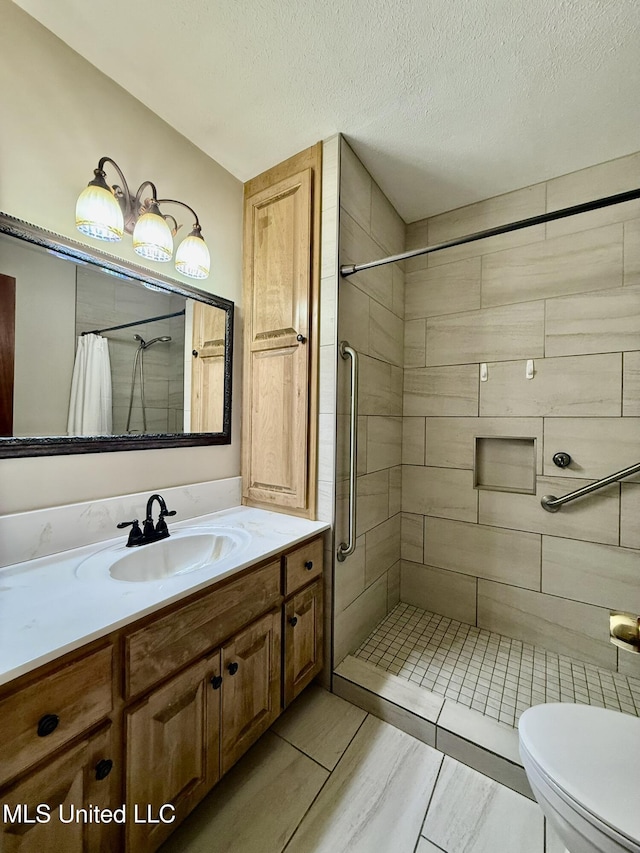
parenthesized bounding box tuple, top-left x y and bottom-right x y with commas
(67, 333, 112, 436)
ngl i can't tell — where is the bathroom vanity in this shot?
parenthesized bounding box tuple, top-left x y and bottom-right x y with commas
(0, 507, 327, 852)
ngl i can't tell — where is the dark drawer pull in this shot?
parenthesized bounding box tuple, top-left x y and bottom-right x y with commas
(288, 616, 298, 627)
(37, 714, 59, 737)
(227, 662, 239, 676)
(210, 675, 223, 690)
(95, 759, 113, 781)
(304, 560, 313, 570)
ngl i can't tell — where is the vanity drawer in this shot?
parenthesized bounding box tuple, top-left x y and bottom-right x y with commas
(283, 536, 323, 596)
(125, 559, 282, 698)
(0, 644, 113, 787)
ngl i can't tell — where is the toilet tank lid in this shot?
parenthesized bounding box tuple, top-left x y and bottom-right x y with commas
(519, 704, 640, 843)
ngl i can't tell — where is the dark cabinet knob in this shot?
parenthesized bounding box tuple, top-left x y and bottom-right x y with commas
(95, 759, 113, 781)
(37, 714, 59, 737)
(192, 350, 199, 357)
(304, 560, 313, 570)
(288, 616, 298, 627)
(210, 675, 223, 690)
(227, 662, 239, 676)
(296, 334, 307, 344)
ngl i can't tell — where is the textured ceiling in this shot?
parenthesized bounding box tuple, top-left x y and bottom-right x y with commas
(12, 0, 640, 221)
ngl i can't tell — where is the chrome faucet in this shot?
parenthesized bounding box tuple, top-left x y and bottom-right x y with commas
(117, 493, 177, 547)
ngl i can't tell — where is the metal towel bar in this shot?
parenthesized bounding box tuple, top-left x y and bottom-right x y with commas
(337, 342, 358, 562)
(541, 461, 640, 512)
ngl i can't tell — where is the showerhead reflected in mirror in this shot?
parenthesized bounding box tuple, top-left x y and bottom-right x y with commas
(0, 213, 233, 457)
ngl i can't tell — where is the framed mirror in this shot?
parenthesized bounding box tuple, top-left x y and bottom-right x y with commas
(0, 212, 234, 458)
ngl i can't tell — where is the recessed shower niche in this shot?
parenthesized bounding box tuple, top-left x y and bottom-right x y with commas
(474, 436, 537, 494)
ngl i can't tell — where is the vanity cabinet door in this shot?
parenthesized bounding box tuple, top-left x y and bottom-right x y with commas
(220, 610, 281, 775)
(125, 653, 221, 853)
(0, 724, 117, 853)
(283, 579, 324, 707)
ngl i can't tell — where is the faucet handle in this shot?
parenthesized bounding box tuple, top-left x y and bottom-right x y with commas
(117, 519, 144, 547)
(160, 508, 177, 518)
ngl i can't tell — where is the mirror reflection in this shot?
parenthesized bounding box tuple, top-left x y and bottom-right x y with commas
(0, 225, 230, 447)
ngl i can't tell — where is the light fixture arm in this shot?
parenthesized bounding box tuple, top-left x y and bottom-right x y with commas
(96, 156, 134, 223)
(156, 198, 203, 233)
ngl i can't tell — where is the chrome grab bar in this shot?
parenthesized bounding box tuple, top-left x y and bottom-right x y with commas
(337, 342, 358, 562)
(541, 461, 640, 512)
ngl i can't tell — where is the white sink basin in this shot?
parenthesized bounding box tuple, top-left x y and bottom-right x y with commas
(76, 527, 251, 583)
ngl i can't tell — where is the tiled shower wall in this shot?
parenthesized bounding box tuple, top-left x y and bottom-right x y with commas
(333, 139, 405, 663)
(401, 150, 640, 679)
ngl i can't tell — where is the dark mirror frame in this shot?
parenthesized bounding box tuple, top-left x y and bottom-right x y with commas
(0, 212, 234, 458)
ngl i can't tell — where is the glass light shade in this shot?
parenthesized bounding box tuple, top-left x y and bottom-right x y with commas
(132, 211, 173, 262)
(76, 184, 124, 242)
(175, 232, 210, 279)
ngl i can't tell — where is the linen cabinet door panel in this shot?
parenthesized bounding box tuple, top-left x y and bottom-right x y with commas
(220, 610, 281, 775)
(125, 653, 221, 853)
(247, 346, 308, 507)
(191, 301, 227, 434)
(0, 725, 116, 853)
(284, 579, 324, 707)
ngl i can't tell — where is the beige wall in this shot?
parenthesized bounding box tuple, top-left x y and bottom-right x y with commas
(401, 150, 640, 678)
(334, 139, 405, 663)
(0, 3, 243, 513)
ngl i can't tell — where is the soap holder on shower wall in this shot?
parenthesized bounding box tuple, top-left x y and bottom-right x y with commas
(610, 612, 640, 654)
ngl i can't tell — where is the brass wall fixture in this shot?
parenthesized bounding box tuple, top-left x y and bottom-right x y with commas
(610, 612, 640, 654)
(76, 156, 210, 280)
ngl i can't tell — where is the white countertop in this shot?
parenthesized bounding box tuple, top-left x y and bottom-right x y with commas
(0, 506, 329, 687)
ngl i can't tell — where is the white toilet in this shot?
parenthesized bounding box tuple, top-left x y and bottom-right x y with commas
(519, 704, 640, 853)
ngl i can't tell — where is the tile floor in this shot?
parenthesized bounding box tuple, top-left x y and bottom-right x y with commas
(161, 685, 565, 853)
(354, 603, 640, 727)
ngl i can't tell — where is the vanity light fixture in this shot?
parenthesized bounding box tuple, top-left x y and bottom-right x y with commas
(75, 156, 211, 280)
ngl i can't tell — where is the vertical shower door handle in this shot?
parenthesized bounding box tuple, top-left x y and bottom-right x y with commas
(337, 341, 358, 562)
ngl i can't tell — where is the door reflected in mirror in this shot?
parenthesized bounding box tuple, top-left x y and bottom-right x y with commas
(0, 214, 233, 456)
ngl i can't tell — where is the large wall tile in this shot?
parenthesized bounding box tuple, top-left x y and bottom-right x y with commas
(369, 299, 403, 366)
(365, 514, 401, 586)
(367, 416, 402, 472)
(340, 140, 371, 230)
(405, 218, 429, 255)
(402, 417, 425, 465)
(371, 182, 405, 256)
(425, 184, 546, 268)
(401, 513, 424, 562)
(334, 535, 366, 614)
(481, 224, 622, 307)
(334, 573, 388, 664)
(388, 561, 401, 610)
(625, 220, 640, 287)
(426, 416, 542, 470)
(340, 211, 394, 312)
(359, 355, 402, 416)
(623, 351, 640, 415)
(621, 484, 640, 549)
(546, 152, 640, 238)
(405, 257, 481, 319)
(338, 279, 370, 354)
(402, 466, 478, 522)
(401, 560, 477, 624)
(404, 365, 479, 416)
(545, 285, 640, 357)
(543, 418, 640, 481)
(356, 469, 389, 536)
(404, 319, 426, 368)
(426, 302, 545, 366)
(477, 580, 615, 669)
(478, 475, 619, 545)
(479, 354, 622, 417)
(392, 263, 405, 318)
(389, 465, 402, 516)
(542, 536, 640, 611)
(424, 517, 541, 590)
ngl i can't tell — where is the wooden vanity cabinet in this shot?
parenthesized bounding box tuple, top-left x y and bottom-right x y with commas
(0, 724, 117, 853)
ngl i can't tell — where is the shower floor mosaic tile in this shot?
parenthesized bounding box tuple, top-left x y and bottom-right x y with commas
(354, 603, 640, 728)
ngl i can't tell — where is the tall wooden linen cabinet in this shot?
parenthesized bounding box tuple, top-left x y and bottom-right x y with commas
(242, 144, 322, 517)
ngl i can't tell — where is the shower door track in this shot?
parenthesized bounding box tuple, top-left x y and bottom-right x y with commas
(340, 187, 640, 277)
